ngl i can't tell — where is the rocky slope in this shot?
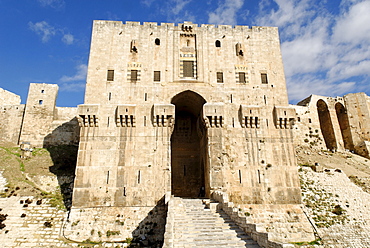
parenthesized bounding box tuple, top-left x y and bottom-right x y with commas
(297, 147, 370, 247)
(1, 144, 370, 247)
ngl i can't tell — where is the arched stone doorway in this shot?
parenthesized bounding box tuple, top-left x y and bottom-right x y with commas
(317, 100, 337, 150)
(170, 91, 208, 197)
(335, 102, 354, 151)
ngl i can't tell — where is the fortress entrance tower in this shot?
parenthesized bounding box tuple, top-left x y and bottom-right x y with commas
(68, 20, 314, 243)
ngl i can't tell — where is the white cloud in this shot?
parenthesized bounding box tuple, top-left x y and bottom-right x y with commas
(332, 0, 370, 44)
(141, 0, 155, 7)
(287, 76, 356, 102)
(254, 0, 370, 102)
(28, 21, 56, 43)
(60, 64, 87, 83)
(158, 0, 196, 23)
(257, 0, 313, 38)
(29, 20, 75, 45)
(62, 34, 74, 45)
(59, 64, 87, 92)
(208, 0, 244, 25)
(170, 0, 192, 15)
(328, 60, 370, 80)
(37, 0, 65, 9)
(59, 82, 85, 92)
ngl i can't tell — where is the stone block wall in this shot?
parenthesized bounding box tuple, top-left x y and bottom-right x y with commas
(43, 107, 79, 146)
(0, 84, 79, 148)
(70, 21, 306, 244)
(19, 83, 59, 147)
(0, 88, 20, 105)
(344, 93, 370, 147)
(293, 93, 370, 157)
(0, 104, 25, 145)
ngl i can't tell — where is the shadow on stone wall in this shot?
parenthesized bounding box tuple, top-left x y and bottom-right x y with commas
(46, 145, 78, 210)
(129, 196, 167, 247)
(43, 117, 80, 147)
(43, 118, 80, 210)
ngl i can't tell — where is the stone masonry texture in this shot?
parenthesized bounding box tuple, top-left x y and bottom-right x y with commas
(0, 20, 370, 246)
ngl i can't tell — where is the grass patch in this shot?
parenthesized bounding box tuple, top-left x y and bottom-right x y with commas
(291, 239, 321, 246)
(106, 230, 120, 237)
(82, 239, 101, 245)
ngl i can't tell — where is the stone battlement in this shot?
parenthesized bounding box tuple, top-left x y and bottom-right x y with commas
(93, 20, 276, 32)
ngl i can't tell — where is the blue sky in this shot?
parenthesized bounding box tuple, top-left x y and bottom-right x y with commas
(0, 0, 369, 106)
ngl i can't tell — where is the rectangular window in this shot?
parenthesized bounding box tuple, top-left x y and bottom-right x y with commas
(217, 72, 223, 83)
(261, 73, 268, 84)
(183, 61, 194, 77)
(154, 71, 161, 82)
(131, 70, 138, 82)
(107, 70, 114, 81)
(238, 72, 246, 83)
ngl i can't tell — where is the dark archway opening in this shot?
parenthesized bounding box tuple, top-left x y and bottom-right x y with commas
(335, 102, 354, 151)
(171, 91, 207, 197)
(317, 100, 337, 150)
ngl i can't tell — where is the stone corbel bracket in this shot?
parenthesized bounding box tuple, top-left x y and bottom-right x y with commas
(203, 103, 224, 128)
(273, 106, 296, 129)
(116, 105, 136, 127)
(152, 104, 175, 127)
(240, 105, 261, 128)
(77, 104, 100, 127)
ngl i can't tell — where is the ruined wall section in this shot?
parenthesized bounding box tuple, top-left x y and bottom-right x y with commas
(344, 93, 370, 157)
(294, 93, 370, 158)
(294, 95, 348, 151)
(0, 88, 24, 145)
(44, 107, 79, 146)
(344, 93, 370, 144)
(0, 104, 25, 145)
(293, 96, 329, 151)
(19, 83, 59, 147)
(0, 88, 21, 105)
(19, 83, 79, 147)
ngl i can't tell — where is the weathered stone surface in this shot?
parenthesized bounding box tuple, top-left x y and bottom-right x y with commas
(293, 93, 370, 157)
(1, 20, 370, 246)
(0, 83, 79, 147)
(68, 20, 313, 244)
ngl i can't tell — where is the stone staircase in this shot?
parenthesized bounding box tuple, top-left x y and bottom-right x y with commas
(164, 197, 261, 247)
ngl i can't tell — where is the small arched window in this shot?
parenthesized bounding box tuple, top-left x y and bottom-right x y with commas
(215, 40, 221, 47)
(155, 38, 160, 45)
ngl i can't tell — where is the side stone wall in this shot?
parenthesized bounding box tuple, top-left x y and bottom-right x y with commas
(293, 93, 370, 158)
(211, 191, 302, 247)
(43, 107, 79, 146)
(0, 88, 20, 105)
(63, 204, 167, 245)
(0, 104, 25, 145)
(0, 84, 79, 148)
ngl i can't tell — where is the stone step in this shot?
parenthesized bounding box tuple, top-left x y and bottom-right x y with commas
(165, 197, 260, 248)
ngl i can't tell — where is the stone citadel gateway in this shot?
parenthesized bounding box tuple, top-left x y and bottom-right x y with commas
(1, 20, 370, 246)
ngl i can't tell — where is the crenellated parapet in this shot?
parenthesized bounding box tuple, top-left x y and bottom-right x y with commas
(92, 20, 277, 34)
